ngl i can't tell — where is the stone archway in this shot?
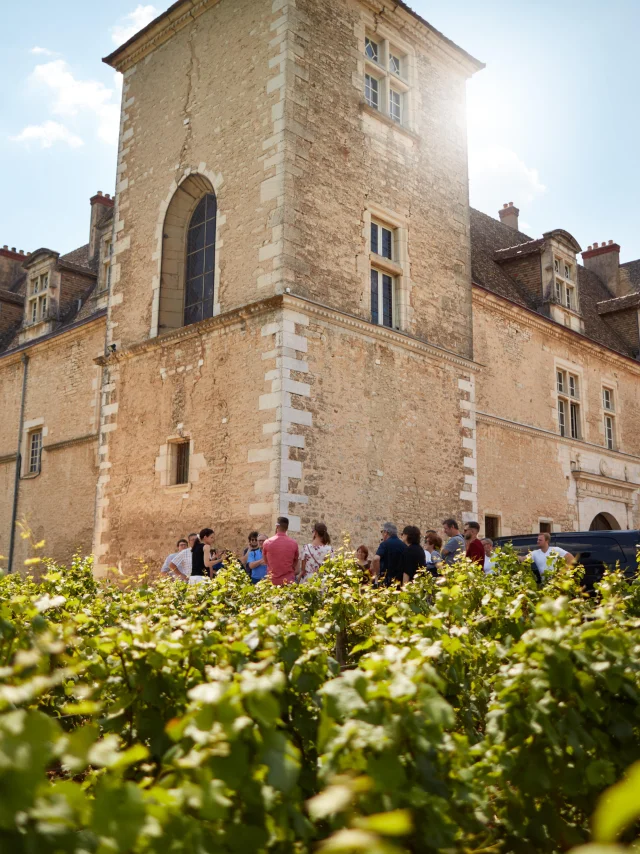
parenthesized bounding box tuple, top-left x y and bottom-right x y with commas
(158, 173, 215, 334)
(589, 512, 620, 531)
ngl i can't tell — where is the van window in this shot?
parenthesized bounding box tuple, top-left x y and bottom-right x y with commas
(553, 535, 627, 586)
(495, 536, 538, 559)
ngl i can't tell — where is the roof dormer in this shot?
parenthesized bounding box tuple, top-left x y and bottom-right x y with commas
(540, 229, 584, 333)
(19, 249, 59, 343)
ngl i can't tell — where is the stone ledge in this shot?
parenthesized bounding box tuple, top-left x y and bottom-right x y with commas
(360, 102, 420, 142)
(477, 410, 640, 465)
(95, 292, 480, 372)
(45, 433, 98, 452)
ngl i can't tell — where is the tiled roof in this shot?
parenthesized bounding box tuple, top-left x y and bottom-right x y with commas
(59, 243, 92, 272)
(470, 207, 635, 358)
(0, 288, 24, 306)
(494, 238, 544, 262)
(469, 208, 537, 308)
(96, 206, 114, 229)
(575, 265, 631, 355)
(597, 292, 640, 314)
(621, 258, 640, 292)
(0, 241, 103, 357)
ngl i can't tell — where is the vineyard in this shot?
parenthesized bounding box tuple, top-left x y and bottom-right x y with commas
(0, 547, 639, 853)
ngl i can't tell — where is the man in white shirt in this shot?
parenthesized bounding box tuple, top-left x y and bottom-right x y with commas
(161, 537, 189, 575)
(481, 538, 496, 574)
(529, 532, 573, 579)
(167, 532, 198, 581)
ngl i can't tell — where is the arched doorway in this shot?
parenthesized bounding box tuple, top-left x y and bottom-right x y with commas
(589, 512, 620, 531)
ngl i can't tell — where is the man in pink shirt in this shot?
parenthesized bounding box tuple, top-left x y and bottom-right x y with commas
(262, 517, 299, 586)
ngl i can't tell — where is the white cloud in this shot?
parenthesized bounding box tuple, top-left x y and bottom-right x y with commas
(11, 121, 84, 149)
(111, 4, 159, 46)
(29, 59, 120, 145)
(469, 145, 546, 208)
(30, 46, 57, 56)
(466, 77, 546, 217)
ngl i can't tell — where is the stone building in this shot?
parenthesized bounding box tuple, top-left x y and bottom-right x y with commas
(0, 194, 113, 570)
(471, 206, 640, 537)
(0, 0, 638, 574)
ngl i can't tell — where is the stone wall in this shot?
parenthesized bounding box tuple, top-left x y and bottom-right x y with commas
(279, 299, 477, 547)
(96, 0, 480, 573)
(94, 294, 477, 574)
(473, 287, 640, 535)
(93, 303, 281, 575)
(107, 0, 278, 350)
(282, 0, 474, 358)
(0, 318, 104, 571)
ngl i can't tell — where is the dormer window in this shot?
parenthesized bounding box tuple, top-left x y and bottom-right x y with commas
(553, 257, 577, 312)
(27, 273, 50, 324)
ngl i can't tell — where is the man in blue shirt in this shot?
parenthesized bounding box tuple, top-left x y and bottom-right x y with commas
(247, 532, 268, 583)
(372, 522, 407, 586)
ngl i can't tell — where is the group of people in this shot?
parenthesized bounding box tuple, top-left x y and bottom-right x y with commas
(160, 516, 573, 588)
(161, 518, 333, 586)
(362, 518, 496, 586)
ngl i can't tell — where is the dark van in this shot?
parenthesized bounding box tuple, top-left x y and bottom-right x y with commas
(493, 530, 639, 590)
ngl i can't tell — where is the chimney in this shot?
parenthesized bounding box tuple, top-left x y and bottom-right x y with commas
(498, 202, 519, 231)
(582, 240, 628, 298)
(89, 191, 115, 263)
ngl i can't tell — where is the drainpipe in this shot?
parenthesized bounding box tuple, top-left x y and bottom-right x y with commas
(8, 353, 29, 573)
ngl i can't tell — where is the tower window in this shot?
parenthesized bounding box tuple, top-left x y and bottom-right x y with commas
(184, 193, 217, 327)
(363, 34, 410, 127)
(364, 74, 379, 109)
(389, 88, 403, 123)
(365, 37, 379, 62)
(171, 441, 191, 486)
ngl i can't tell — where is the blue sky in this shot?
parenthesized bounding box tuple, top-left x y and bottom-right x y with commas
(1, 1, 638, 261)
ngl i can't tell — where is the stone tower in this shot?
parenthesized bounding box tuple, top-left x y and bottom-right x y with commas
(94, 0, 482, 573)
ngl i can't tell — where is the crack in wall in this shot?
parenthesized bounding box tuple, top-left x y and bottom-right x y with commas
(178, 17, 199, 171)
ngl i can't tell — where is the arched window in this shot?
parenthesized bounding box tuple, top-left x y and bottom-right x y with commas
(184, 193, 217, 326)
(156, 174, 217, 337)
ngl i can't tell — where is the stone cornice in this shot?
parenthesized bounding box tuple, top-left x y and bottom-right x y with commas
(45, 433, 98, 453)
(472, 284, 640, 375)
(104, 0, 483, 76)
(0, 452, 17, 466)
(95, 296, 283, 365)
(103, 0, 222, 73)
(571, 469, 639, 494)
(0, 311, 107, 368)
(96, 293, 480, 372)
(476, 410, 640, 464)
(360, 0, 483, 75)
(283, 293, 481, 371)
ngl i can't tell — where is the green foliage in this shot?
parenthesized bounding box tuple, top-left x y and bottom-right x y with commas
(0, 547, 638, 852)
